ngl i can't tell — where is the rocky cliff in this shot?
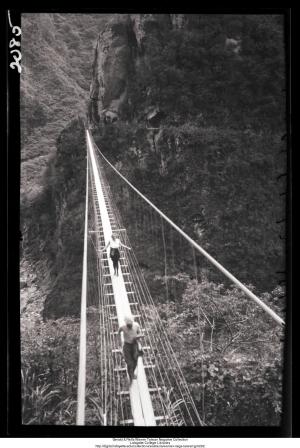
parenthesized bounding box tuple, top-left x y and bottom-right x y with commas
(89, 13, 286, 295)
(20, 14, 111, 320)
(21, 13, 111, 203)
(89, 14, 182, 125)
(88, 13, 252, 127)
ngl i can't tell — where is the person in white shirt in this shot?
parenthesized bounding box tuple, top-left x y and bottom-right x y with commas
(102, 234, 131, 276)
(118, 316, 143, 382)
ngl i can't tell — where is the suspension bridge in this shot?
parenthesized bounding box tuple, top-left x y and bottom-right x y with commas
(75, 128, 285, 427)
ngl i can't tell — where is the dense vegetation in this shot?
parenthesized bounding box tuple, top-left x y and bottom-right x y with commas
(21, 13, 111, 201)
(127, 15, 285, 131)
(21, 13, 287, 426)
(21, 119, 87, 319)
(96, 122, 285, 291)
(21, 277, 284, 425)
(94, 14, 286, 292)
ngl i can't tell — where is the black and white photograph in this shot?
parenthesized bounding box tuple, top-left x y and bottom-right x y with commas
(8, 10, 291, 433)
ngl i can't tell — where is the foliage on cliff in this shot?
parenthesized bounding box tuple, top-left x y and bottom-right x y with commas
(21, 13, 111, 201)
(128, 14, 285, 131)
(163, 276, 284, 425)
(22, 119, 87, 319)
(94, 13, 286, 292)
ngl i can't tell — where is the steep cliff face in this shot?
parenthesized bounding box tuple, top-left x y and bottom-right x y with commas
(21, 13, 111, 203)
(21, 14, 285, 320)
(89, 14, 285, 130)
(89, 13, 174, 125)
(22, 119, 86, 320)
(89, 13, 286, 294)
(21, 14, 111, 320)
(89, 15, 133, 123)
(130, 14, 172, 47)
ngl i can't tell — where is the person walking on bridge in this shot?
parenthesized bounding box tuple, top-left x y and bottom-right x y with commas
(101, 234, 131, 276)
(118, 316, 143, 382)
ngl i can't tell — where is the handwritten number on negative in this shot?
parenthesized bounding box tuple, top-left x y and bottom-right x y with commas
(8, 11, 22, 73)
(10, 49, 22, 73)
(9, 38, 20, 48)
(12, 26, 21, 37)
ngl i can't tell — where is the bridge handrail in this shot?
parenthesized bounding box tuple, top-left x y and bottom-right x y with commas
(76, 152, 89, 425)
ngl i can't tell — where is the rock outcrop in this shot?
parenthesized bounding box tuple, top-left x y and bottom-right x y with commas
(89, 14, 134, 124)
(89, 14, 174, 125)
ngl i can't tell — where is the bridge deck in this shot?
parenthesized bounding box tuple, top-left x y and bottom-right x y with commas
(87, 130, 156, 426)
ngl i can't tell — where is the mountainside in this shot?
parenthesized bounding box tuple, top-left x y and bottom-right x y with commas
(90, 13, 286, 292)
(20, 13, 112, 317)
(90, 14, 285, 128)
(21, 13, 111, 202)
(21, 13, 286, 320)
